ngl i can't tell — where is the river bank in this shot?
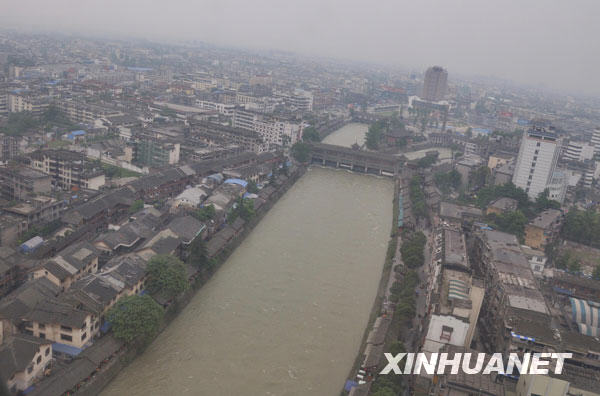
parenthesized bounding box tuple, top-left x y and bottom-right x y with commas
(341, 176, 401, 395)
(101, 166, 393, 396)
(68, 166, 307, 396)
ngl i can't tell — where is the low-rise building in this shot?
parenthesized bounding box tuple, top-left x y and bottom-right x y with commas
(0, 166, 52, 201)
(29, 149, 105, 191)
(0, 334, 52, 394)
(32, 241, 100, 291)
(524, 209, 562, 250)
(486, 197, 518, 216)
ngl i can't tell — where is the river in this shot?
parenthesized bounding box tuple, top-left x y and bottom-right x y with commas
(322, 122, 368, 147)
(102, 167, 393, 396)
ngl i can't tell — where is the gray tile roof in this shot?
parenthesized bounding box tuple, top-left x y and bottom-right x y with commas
(0, 334, 51, 382)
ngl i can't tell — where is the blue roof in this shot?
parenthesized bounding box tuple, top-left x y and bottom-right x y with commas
(52, 342, 83, 356)
(344, 380, 358, 391)
(473, 128, 491, 134)
(70, 130, 86, 136)
(224, 178, 248, 187)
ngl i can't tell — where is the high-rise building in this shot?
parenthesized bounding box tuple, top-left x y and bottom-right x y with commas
(512, 127, 560, 200)
(421, 66, 448, 102)
(591, 127, 600, 156)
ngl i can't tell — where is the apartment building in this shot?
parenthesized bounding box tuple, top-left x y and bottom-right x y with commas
(0, 134, 19, 162)
(513, 127, 561, 200)
(133, 139, 180, 167)
(7, 93, 50, 115)
(29, 149, 106, 190)
(232, 108, 301, 147)
(0, 166, 52, 200)
(57, 100, 122, 124)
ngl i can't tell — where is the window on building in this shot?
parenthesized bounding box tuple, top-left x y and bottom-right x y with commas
(38, 323, 45, 329)
(60, 325, 72, 332)
(27, 366, 33, 374)
(440, 325, 453, 342)
(39, 333, 45, 339)
(81, 332, 87, 341)
(60, 334, 72, 342)
(45, 347, 50, 356)
(37, 355, 42, 364)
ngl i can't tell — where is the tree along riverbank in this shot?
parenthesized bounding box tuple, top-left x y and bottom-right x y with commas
(56, 166, 307, 396)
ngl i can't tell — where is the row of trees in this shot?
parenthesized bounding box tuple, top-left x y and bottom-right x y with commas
(415, 152, 439, 168)
(1, 105, 75, 136)
(434, 169, 461, 194)
(409, 176, 427, 220)
(228, 197, 255, 223)
(370, 268, 419, 395)
(107, 254, 190, 347)
(475, 183, 560, 218)
(485, 210, 528, 242)
(561, 208, 600, 248)
(400, 231, 426, 269)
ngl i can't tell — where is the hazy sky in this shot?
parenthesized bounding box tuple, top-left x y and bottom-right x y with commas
(3, 0, 600, 96)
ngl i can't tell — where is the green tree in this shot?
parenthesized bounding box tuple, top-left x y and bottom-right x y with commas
(301, 126, 321, 142)
(486, 210, 528, 241)
(146, 255, 189, 299)
(107, 294, 164, 345)
(434, 169, 461, 193)
(593, 264, 600, 280)
(568, 258, 582, 273)
(370, 388, 396, 396)
(1, 112, 40, 136)
(400, 231, 427, 268)
(188, 237, 210, 269)
(389, 341, 406, 357)
(416, 152, 439, 168)
(129, 199, 144, 213)
(365, 122, 384, 150)
(194, 204, 216, 221)
(555, 251, 572, 270)
(291, 142, 310, 163)
(534, 189, 561, 212)
(246, 180, 259, 194)
(228, 197, 255, 223)
(468, 165, 490, 190)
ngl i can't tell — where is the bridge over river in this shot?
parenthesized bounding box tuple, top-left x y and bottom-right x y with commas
(309, 142, 402, 176)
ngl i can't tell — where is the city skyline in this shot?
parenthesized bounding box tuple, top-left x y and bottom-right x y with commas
(1, 0, 600, 97)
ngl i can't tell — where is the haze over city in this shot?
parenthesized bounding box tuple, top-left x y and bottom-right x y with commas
(1, 2, 600, 396)
(2, 0, 600, 96)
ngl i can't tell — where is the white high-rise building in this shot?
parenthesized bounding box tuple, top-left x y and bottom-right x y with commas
(512, 127, 560, 200)
(564, 140, 595, 162)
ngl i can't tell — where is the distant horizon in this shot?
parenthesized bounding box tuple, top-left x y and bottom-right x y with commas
(2, 25, 598, 103)
(1, 0, 599, 98)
